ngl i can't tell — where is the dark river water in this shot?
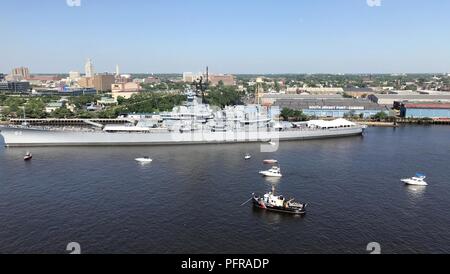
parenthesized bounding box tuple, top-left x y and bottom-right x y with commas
(0, 125, 449, 254)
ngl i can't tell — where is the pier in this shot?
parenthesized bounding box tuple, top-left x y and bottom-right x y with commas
(355, 121, 398, 127)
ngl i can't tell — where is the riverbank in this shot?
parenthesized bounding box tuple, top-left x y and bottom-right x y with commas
(351, 118, 450, 127)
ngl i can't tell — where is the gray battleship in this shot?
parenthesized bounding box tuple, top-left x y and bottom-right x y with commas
(0, 96, 365, 147)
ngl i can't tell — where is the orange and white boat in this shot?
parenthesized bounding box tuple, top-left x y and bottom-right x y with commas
(263, 159, 278, 164)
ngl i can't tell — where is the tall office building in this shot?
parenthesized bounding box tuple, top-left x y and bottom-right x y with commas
(11, 67, 30, 79)
(84, 58, 95, 77)
(115, 64, 120, 77)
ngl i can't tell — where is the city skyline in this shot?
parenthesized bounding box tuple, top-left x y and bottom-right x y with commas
(1, 0, 450, 74)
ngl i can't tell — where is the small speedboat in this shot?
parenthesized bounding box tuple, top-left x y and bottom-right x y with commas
(268, 141, 277, 146)
(259, 166, 282, 177)
(252, 186, 307, 215)
(24, 152, 32, 161)
(401, 173, 428, 186)
(244, 153, 252, 160)
(263, 159, 278, 164)
(135, 157, 153, 163)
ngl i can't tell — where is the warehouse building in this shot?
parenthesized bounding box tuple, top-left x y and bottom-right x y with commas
(273, 98, 388, 118)
(261, 94, 343, 105)
(400, 103, 450, 119)
(368, 94, 450, 106)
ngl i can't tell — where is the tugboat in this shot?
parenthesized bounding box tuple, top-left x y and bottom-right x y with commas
(24, 152, 32, 161)
(252, 186, 307, 215)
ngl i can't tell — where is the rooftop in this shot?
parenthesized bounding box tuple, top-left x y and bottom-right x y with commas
(403, 103, 450, 109)
(371, 94, 450, 99)
(273, 98, 386, 110)
(262, 94, 343, 99)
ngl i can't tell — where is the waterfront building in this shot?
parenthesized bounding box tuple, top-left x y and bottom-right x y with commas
(261, 94, 343, 106)
(111, 82, 142, 99)
(0, 73, 5, 81)
(369, 94, 450, 106)
(0, 81, 31, 93)
(400, 103, 450, 119)
(84, 58, 95, 77)
(92, 73, 115, 92)
(273, 97, 388, 118)
(11, 67, 30, 79)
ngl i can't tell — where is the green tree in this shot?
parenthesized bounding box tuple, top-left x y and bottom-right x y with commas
(280, 108, 308, 121)
(50, 107, 74, 118)
(372, 111, 388, 121)
(25, 98, 46, 118)
(206, 86, 242, 107)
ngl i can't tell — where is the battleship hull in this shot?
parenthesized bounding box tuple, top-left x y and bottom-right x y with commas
(0, 126, 364, 147)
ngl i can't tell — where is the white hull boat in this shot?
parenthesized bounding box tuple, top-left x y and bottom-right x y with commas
(259, 166, 282, 177)
(401, 173, 428, 186)
(135, 157, 153, 163)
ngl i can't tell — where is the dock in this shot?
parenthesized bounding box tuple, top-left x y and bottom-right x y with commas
(351, 121, 398, 127)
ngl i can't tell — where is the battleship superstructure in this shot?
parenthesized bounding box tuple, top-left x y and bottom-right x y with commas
(0, 93, 365, 147)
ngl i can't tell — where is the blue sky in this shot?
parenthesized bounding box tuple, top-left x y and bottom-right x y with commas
(1, 0, 450, 74)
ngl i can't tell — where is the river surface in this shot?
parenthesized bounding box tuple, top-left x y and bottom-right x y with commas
(0, 125, 449, 254)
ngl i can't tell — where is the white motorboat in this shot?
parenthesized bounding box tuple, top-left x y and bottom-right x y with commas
(268, 141, 277, 146)
(24, 152, 32, 161)
(135, 157, 153, 163)
(259, 166, 282, 177)
(401, 173, 428, 186)
(244, 153, 252, 160)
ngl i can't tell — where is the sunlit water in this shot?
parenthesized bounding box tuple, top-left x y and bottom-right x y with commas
(0, 125, 449, 253)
